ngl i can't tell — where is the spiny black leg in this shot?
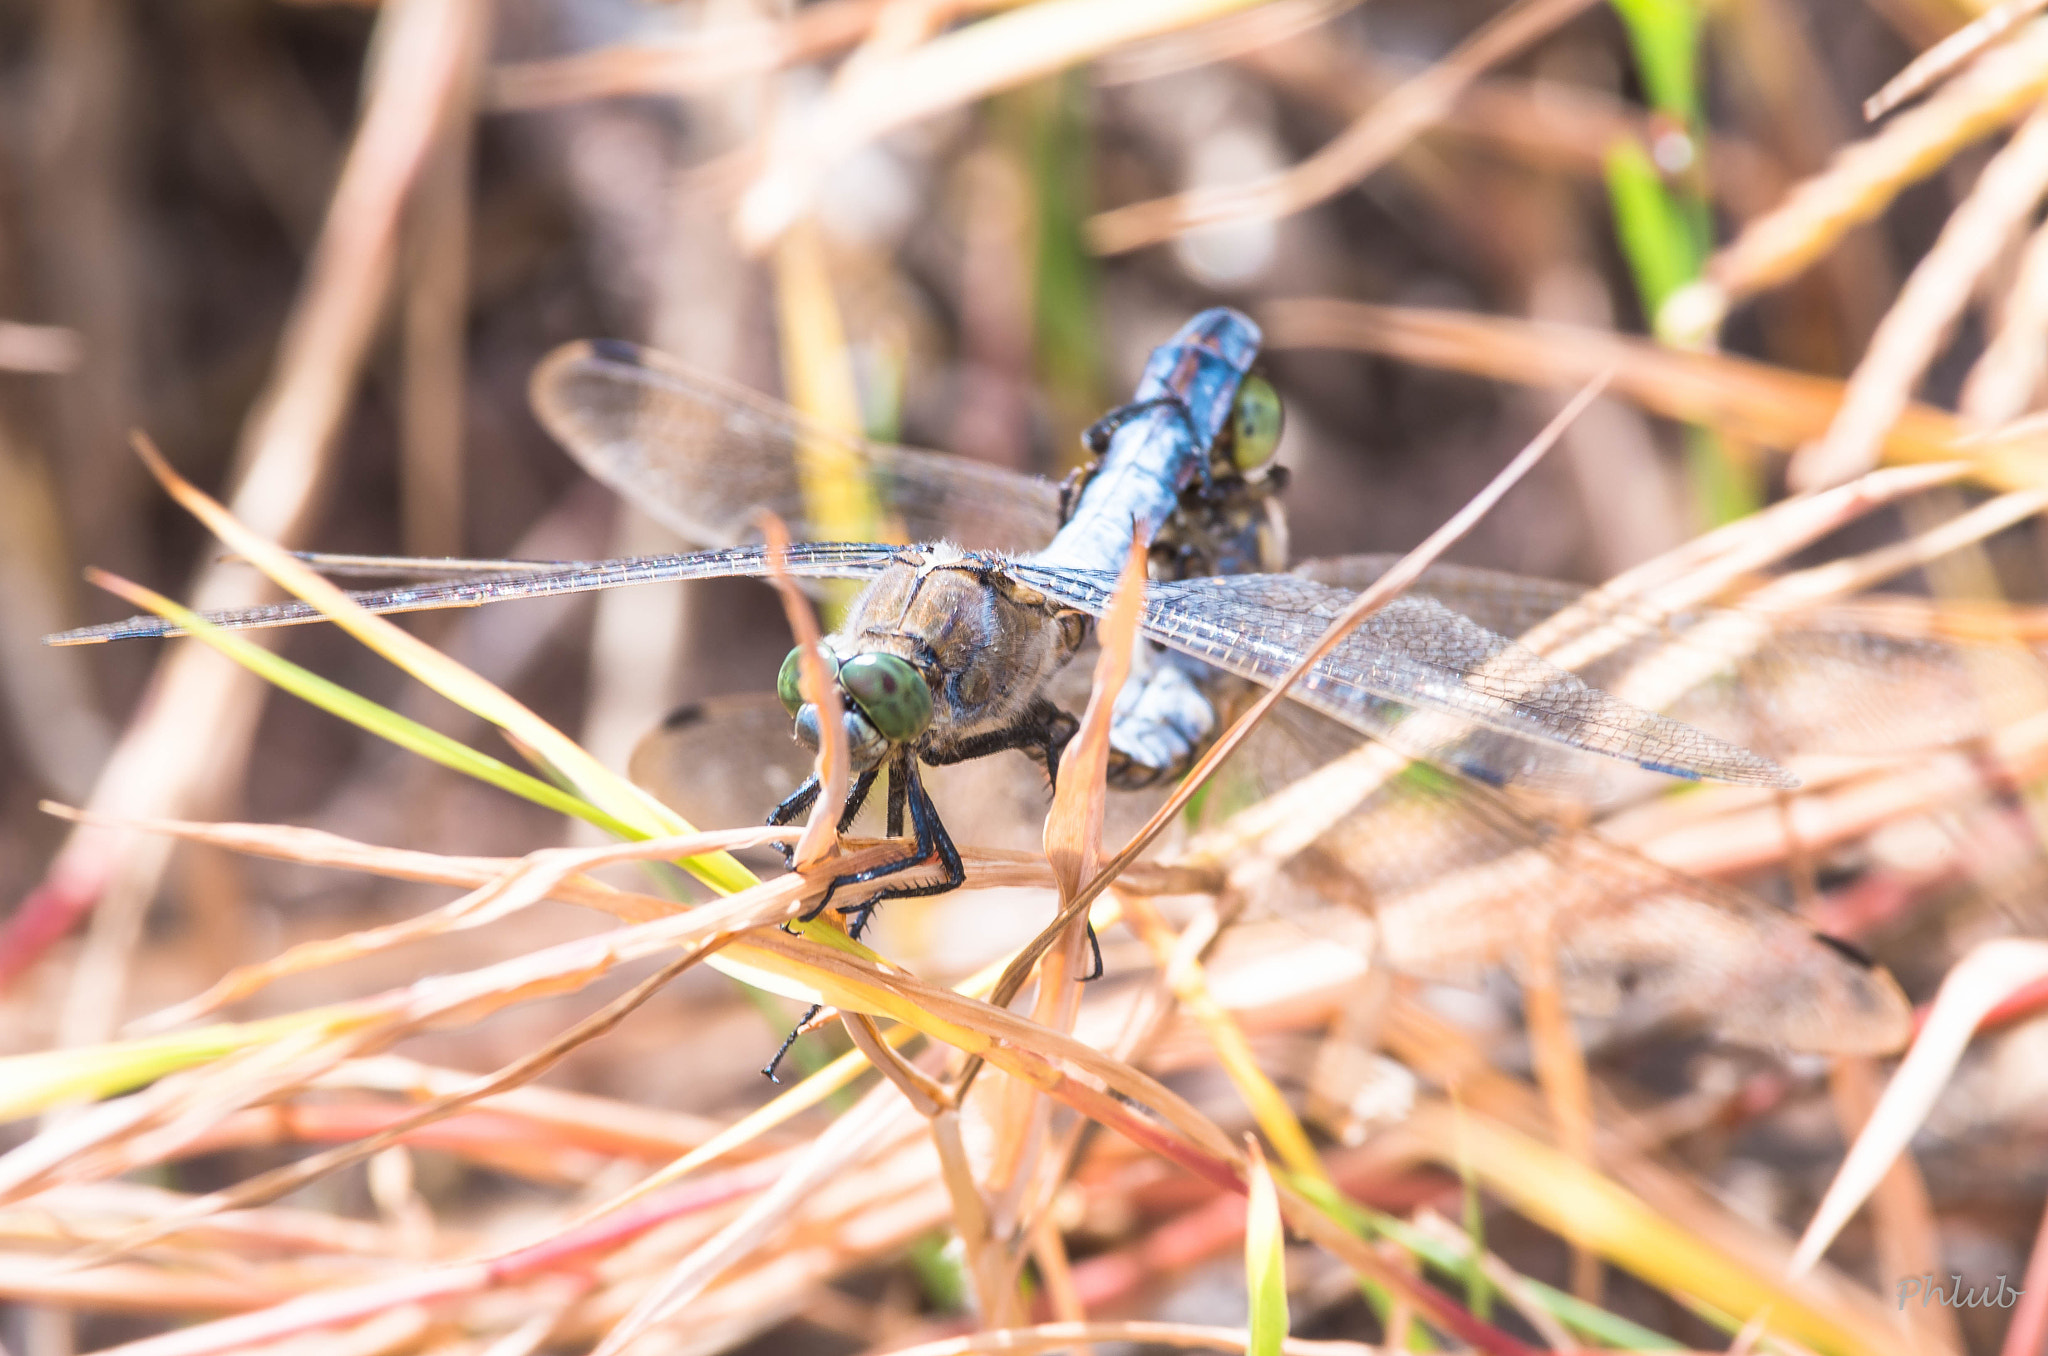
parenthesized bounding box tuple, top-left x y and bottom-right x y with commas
(817, 758, 965, 921)
(763, 1004, 820, 1082)
(885, 755, 908, 837)
(768, 775, 821, 870)
(839, 768, 880, 832)
(924, 699, 1078, 786)
(768, 775, 821, 828)
(833, 754, 912, 937)
(769, 768, 972, 1079)
(1082, 923, 1104, 981)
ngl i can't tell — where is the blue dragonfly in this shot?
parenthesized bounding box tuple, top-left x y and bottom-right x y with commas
(50, 310, 1794, 939)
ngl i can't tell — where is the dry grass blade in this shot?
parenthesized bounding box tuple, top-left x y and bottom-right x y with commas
(1405, 1104, 1901, 1355)
(1260, 298, 1991, 474)
(760, 513, 848, 871)
(873, 1321, 1381, 1354)
(37, 803, 690, 938)
(1085, 0, 1598, 255)
(5, 0, 488, 1012)
(1790, 939, 2048, 1276)
(983, 538, 1148, 1317)
(125, 827, 779, 1028)
(1961, 211, 2048, 421)
(123, 434, 699, 846)
(65, 930, 740, 1268)
(1865, 0, 2048, 120)
(1668, 18, 2048, 334)
(590, 1082, 913, 1356)
(487, 0, 906, 109)
(1096, 0, 1364, 85)
(736, 0, 1273, 248)
(1792, 103, 2048, 489)
(1119, 891, 1325, 1178)
(1041, 539, 1145, 900)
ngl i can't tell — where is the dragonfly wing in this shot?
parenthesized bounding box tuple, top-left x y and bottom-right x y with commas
(1293, 554, 1586, 639)
(1011, 564, 1794, 788)
(1608, 611, 2035, 758)
(533, 341, 1065, 553)
(1303, 555, 2040, 761)
(45, 542, 907, 644)
(1283, 773, 1910, 1053)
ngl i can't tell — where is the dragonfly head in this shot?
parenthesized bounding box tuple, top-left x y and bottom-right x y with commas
(779, 644, 934, 771)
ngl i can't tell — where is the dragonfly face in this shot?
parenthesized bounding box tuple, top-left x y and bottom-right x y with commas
(778, 546, 1090, 773)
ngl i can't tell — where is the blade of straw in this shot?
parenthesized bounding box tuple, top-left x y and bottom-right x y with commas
(1864, 0, 2048, 121)
(758, 513, 849, 871)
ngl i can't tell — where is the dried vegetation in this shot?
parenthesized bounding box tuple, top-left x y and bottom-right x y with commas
(5, 0, 2048, 1353)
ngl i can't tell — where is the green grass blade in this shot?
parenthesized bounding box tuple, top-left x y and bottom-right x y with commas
(1608, 0, 1701, 124)
(1245, 1143, 1290, 1356)
(94, 574, 651, 842)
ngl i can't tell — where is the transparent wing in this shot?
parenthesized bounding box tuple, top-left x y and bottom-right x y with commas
(1301, 554, 2033, 759)
(532, 340, 1065, 553)
(1294, 554, 1585, 639)
(44, 542, 907, 644)
(1278, 771, 1910, 1053)
(1010, 562, 1794, 789)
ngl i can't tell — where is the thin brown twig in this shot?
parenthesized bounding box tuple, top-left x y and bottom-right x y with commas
(1865, 0, 2048, 120)
(1670, 17, 2048, 334)
(4, 0, 491, 1000)
(1793, 102, 2048, 489)
(61, 930, 740, 1268)
(871, 1320, 1380, 1355)
(1085, 0, 1599, 255)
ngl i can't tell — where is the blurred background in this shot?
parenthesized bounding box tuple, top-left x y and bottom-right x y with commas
(0, 0, 1941, 925)
(4, 0, 2047, 1351)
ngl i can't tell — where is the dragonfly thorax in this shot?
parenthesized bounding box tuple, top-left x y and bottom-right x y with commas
(780, 549, 1089, 773)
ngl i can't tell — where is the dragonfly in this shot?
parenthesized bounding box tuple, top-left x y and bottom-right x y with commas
(51, 309, 1796, 942)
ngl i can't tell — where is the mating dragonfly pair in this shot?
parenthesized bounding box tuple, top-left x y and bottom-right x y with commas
(56, 312, 1790, 899)
(59, 309, 1956, 1056)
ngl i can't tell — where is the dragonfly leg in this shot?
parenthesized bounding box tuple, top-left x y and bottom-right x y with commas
(839, 768, 881, 832)
(766, 775, 819, 870)
(815, 755, 965, 928)
(769, 769, 879, 870)
(764, 763, 882, 1079)
(762, 1003, 820, 1083)
(925, 699, 1078, 786)
(768, 775, 820, 828)
(884, 759, 908, 838)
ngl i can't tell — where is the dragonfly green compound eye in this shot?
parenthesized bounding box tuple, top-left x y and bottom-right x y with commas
(838, 653, 933, 743)
(1229, 373, 1283, 472)
(776, 644, 836, 716)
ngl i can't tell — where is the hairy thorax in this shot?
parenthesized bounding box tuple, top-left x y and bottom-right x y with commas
(827, 545, 1090, 759)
